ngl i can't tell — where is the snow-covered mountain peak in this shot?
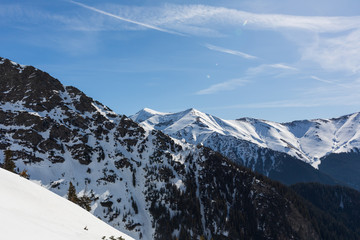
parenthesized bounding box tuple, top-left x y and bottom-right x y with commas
(132, 108, 360, 168)
(140, 107, 169, 117)
(181, 107, 200, 115)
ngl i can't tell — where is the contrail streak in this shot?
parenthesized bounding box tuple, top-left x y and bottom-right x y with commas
(68, 0, 185, 36)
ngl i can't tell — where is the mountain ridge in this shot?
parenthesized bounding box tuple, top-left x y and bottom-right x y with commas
(131, 107, 360, 166)
(131, 107, 360, 188)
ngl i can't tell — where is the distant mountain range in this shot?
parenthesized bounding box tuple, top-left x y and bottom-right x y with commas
(131, 108, 360, 189)
(1, 57, 360, 239)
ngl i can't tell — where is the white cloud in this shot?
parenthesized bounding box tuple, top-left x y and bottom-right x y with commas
(100, 4, 359, 74)
(67, 3, 359, 74)
(268, 64, 297, 70)
(121, 4, 360, 34)
(204, 44, 257, 59)
(302, 30, 360, 73)
(196, 62, 298, 95)
(246, 63, 297, 76)
(196, 79, 249, 95)
(310, 76, 336, 84)
(58, 3, 360, 36)
(6, 2, 360, 75)
(7, 3, 360, 37)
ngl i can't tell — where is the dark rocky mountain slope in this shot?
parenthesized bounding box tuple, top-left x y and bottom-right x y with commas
(292, 182, 360, 237)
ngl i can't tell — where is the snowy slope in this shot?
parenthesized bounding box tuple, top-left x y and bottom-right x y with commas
(131, 108, 360, 168)
(0, 168, 133, 240)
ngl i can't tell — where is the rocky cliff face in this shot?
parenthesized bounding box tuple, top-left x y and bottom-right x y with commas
(0, 57, 357, 240)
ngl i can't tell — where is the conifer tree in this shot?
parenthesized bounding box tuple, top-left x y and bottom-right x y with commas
(78, 195, 92, 211)
(3, 149, 16, 173)
(67, 181, 79, 204)
(67, 182, 92, 211)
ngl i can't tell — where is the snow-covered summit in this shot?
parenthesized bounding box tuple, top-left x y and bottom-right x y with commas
(131, 108, 360, 168)
(133, 108, 169, 121)
(133, 107, 240, 137)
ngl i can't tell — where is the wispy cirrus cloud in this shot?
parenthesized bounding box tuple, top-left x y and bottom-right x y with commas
(246, 63, 297, 76)
(310, 76, 338, 84)
(7, 3, 360, 38)
(5, 2, 360, 76)
(302, 29, 360, 73)
(119, 4, 360, 34)
(204, 44, 257, 59)
(268, 64, 297, 70)
(309, 76, 353, 89)
(196, 79, 249, 95)
(55, 3, 360, 36)
(63, 3, 360, 74)
(106, 4, 360, 74)
(196, 62, 298, 95)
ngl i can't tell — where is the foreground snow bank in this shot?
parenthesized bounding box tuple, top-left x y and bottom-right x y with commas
(0, 168, 134, 240)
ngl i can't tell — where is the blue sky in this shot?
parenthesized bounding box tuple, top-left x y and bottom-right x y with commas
(1, 0, 360, 122)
